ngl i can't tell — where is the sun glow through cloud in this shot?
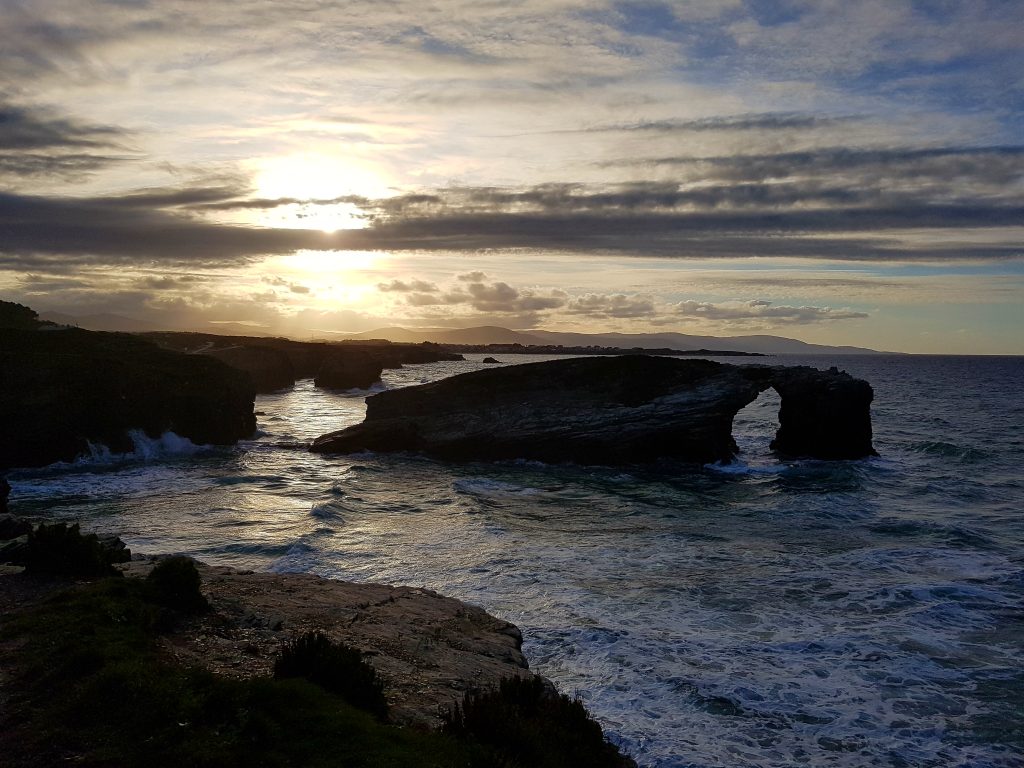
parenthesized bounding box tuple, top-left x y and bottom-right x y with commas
(253, 153, 393, 232)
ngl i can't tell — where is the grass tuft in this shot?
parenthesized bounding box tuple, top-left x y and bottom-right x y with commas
(146, 555, 209, 614)
(444, 675, 634, 768)
(273, 630, 389, 719)
(24, 522, 129, 577)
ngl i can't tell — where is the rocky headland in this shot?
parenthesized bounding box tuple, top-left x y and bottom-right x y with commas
(312, 355, 876, 464)
(142, 332, 463, 393)
(0, 326, 257, 470)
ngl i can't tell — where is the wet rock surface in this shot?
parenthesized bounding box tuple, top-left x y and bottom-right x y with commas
(312, 355, 876, 464)
(120, 559, 531, 729)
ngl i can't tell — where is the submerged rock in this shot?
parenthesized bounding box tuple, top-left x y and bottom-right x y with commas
(311, 356, 875, 464)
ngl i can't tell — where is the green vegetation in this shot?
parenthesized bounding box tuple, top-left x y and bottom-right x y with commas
(146, 555, 209, 613)
(1, 577, 468, 767)
(0, 300, 39, 330)
(24, 521, 130, 577)
(274, 631, 388, 720)
(444, 675, 633, 768)
(1, 572, 633, 767)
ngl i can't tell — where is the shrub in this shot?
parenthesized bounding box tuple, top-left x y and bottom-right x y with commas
(24, 522, 126, 577)
(273, 631, 388, 719)
(444, 675, 634, 768)
(146, 556, 209, 614)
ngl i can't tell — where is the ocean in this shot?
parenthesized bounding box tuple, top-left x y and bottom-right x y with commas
(7, 353, 1023, 768)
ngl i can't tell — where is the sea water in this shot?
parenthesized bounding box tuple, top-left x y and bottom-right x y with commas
(8, 354, 1023, 768)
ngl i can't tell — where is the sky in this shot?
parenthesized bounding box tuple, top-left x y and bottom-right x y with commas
(1, 0, 1022, 353)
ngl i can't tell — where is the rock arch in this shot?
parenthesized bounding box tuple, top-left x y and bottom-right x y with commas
(311, 356, 877, 464)
(738, 365, 876, 460)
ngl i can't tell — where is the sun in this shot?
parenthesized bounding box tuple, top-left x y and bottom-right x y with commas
(252, 153, 393, 232)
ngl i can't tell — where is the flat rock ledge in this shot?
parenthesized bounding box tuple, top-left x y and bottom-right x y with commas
(122, 559, 531, 730)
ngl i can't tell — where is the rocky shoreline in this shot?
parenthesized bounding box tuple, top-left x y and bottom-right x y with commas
(0, 518, 530, 729)
(130, 558, 534, 730)
(0, 515, 635, 766)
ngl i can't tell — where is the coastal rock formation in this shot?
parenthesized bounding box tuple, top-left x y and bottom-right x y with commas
(120, 560, 532, 729)
(0, 328, 256, 469)
(314, 350, 383, 390)
(143, 332, 462, 393)
(745, 364, 876, 460)
(311, 356, 875, 464)
(204, 345, 296, 392)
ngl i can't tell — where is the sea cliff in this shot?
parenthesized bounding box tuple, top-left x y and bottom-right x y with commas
(0, 327, 256, 470)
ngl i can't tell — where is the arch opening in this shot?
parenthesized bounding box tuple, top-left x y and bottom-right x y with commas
(730, 386, 781, 463)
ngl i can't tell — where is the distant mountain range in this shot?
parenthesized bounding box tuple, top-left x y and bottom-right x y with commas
(346, 326, 886, 355)
(37, 312, 886, 355)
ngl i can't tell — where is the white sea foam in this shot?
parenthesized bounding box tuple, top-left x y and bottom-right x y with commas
(79, 429, 206, 464)
(703, 457, 786, 475)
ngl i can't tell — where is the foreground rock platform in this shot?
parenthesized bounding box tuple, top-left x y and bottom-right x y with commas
(311, 356, 875, 464)
(120, 559, 531, 729)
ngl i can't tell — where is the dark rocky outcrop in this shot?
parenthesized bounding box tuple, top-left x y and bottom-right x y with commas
(313, 350, 383, 390)
(481, 357, 501, 364)
(311, 356, 875, 464)
(142, 333, 462, 393)
(744, 364, 876, 460)
(0, 328, 256, 470)
(203, 345, 296, 392)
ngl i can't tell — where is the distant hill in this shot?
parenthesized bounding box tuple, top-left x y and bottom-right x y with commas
(347, 326, 546, 346)
(346, 326, 885, 355)
(38, 311, 156, 333)
(36, 311, 886, 355)
(38, 311, 274, 337)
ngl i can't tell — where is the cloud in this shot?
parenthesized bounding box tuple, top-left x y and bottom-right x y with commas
(581, 112, 855, 134)
(0, 102, 126, 150)
(603, 145, 1024, 186)
(0, 101, 132, 179)
(265, 276, 311, 294)
(674, 300, 868, 325)
(381, 274, 567, 314)
(377, 278, 440, 292)
(566, 293, 657, 318)
(0, 190, 342, 268)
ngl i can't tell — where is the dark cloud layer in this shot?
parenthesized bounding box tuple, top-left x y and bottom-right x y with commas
(605, 145, 1024, 185)
(0, 190, 334, 268)
(3, 177, 1022, 270)
(0, 101, 131, 179)
(582, 112, 854, 134)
